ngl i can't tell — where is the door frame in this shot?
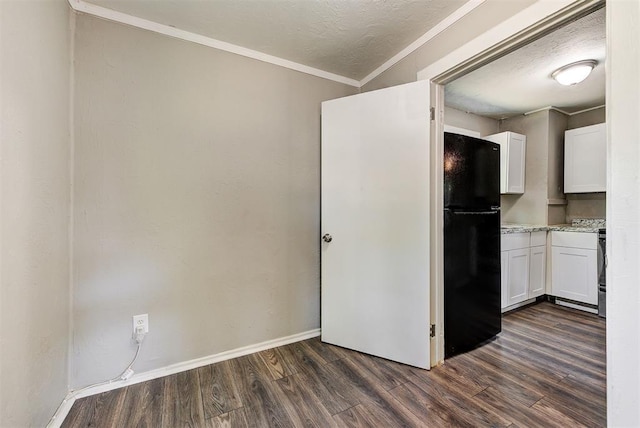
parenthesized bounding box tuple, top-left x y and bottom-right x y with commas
(418, 0, 604, 365)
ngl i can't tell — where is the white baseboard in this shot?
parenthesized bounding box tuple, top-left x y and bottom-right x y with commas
(501, 297, 537, 314)
(47, 328, 320, 427)
(555, 299, 598, 314)
(47, 392, 77, 428)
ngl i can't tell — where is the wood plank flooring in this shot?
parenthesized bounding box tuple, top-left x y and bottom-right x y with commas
(62, 302, 606, 427)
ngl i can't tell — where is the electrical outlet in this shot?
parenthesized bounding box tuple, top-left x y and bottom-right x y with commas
(132, 314, 149, 335)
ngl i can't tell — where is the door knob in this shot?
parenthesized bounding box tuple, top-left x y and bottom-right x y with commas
(322, 234, 333, 243)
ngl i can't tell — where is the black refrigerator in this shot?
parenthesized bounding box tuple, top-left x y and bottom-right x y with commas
(444, 132, 501, 358)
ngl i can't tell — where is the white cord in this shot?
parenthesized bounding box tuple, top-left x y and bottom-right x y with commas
(69, 327, 145, 396)
(47, 328, 146, 426)
(113, 341, 141, 381)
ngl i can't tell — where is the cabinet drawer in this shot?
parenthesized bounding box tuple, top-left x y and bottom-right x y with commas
(530, 231, 547, 247)
(501, 232, 530, 251)
(551, 231, 597, 250)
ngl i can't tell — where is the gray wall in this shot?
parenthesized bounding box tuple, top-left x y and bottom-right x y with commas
(444, 107, 499, 136)
(71, 15, 356, 388)
(565, 106, 606, 222)
(0, 1, 71, 426)
(566, 193, 606, 221)
(567, 106, 606, 130)
(496, 106, 607, 225)
(499, 112, 550, 225)
(547, 110, 569, 225)
(500, 107, 606, 225)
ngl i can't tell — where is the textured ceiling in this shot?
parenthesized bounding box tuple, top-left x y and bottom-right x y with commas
(80, 0, 605, 114)
(85, 0, 466, 80)
(446, 7, 606, 119)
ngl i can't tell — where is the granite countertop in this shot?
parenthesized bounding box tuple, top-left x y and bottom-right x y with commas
(501, 218, 605, 234)
(546, 225, 603, 233)
(500, 224, 548, 234)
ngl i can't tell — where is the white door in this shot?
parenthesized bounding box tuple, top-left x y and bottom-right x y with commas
(321, 81, 431, 369)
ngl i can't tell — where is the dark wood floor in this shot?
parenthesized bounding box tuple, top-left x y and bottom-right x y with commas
(62, 302, 606, 427)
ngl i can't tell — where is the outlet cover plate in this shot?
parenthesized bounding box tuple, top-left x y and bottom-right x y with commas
(133, 314, 149, 335)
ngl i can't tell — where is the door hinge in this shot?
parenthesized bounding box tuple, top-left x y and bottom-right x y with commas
(430, 107, 435, 121)
(430, 324, 436, 338)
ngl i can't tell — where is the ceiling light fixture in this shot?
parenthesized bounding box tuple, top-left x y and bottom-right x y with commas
(551, 60, 598, 86)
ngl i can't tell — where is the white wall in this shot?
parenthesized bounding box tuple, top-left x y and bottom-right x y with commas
(71, 14, 356, 388)
(0, 1, 71, 426)
(607, 1, 640, 425)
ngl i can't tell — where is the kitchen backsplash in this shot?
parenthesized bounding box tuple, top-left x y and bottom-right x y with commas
(566, 193, 606, 223)
(571, 218, 606, 228)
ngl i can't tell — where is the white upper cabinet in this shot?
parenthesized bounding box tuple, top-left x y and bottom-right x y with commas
(484, 131, 526, 194)
(564, 123, 606, 193)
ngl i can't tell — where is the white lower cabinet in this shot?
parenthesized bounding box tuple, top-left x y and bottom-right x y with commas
(501, 231, 547, 311)
(551, 231, 598, 305)
(505, 248, 530, 306)
(529, 245, 546, 298)
(501, 251, 509, 308)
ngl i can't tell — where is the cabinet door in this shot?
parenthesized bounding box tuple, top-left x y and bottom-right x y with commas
(483, 132, 526, 194)
(564, 123, 606, 193)
(529, 245, 546, 298)
(551, 246, 598, 304)
(506, 248, 530, 306)
(501, 251, 509, 308)
(505, 133, 526, 194)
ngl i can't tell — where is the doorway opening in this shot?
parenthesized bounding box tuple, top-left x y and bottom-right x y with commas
(417, 0, 605, 365)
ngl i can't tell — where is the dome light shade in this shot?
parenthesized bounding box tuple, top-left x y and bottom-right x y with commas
(552, 60, 597, 86)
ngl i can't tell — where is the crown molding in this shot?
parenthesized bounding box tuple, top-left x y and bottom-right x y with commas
(67, 0, 360, 87)
(524, 104, 605, 116)
(359, 0, 486, 87)
(68, 0, 484, 89)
